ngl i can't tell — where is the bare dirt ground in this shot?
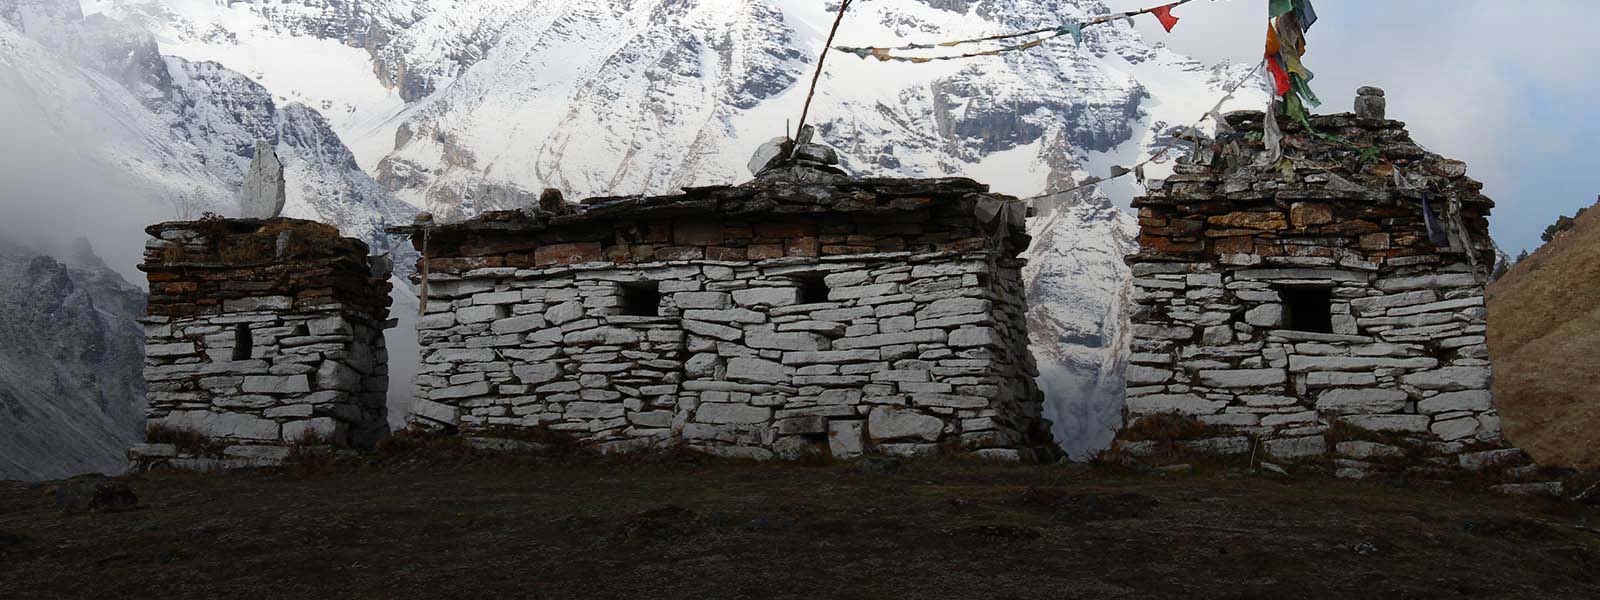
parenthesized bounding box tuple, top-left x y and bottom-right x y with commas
(2, 453, 1598, 600)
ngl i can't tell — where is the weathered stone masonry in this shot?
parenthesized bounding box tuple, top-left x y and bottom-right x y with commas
(395, 169, 1057, 461)
(1122, 102, 1510, 468)
(133, 218, 393, 467)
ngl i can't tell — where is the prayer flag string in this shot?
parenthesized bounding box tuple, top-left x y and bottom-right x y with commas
(1015, 59, 1268, 205)
(835, 0, 1195, 63)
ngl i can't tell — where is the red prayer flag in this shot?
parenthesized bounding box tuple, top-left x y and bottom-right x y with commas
(1152, 4, 1180, 32)
(1265, 56, 1291, 96)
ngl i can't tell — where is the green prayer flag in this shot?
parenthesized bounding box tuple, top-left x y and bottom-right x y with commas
(1284, 91, 1307, 123)
(1269, 0, 1295, 18)
(1057, 23, 1083, 45)
(1290, 74, 1320, 108)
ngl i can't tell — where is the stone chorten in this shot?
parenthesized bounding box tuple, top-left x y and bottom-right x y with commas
(390, 163, 1056, 462)
(1120, 92, 1519, 473)
(135, 218, 394, 469)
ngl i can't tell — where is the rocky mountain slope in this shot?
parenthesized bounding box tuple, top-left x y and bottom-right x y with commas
(1488, 198, 1600, 469)
(81, 0, 1264, 459)
(0, 239, 146, 481)
(2, 0, 416, 253)
(0, 0, 420, 479)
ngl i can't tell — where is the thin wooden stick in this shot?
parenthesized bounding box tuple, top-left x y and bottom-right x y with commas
(793, 0, 853, 156)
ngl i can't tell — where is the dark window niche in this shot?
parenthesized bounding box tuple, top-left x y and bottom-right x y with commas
(621, 281, 661, 317)
(796, 274, 831, 304)
(232, 324, 253, 360)
(1280, 287, 1334, 334)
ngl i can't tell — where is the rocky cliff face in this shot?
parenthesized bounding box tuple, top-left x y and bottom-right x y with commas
(0, 240, 146, 481)
(1024, 195, 1138, 458)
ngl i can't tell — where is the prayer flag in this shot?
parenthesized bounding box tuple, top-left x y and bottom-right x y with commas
(1295, 0, 1318, 31)
(1266, 57, 1291, 96)
(1152, 4, 1180, 32)
(1057, 22, 1084, 45)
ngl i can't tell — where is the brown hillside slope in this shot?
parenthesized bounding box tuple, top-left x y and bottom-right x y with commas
(1488, 200, 1600, 468)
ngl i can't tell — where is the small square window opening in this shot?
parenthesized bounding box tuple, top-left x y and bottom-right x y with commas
(1280, 287, 1334, 334)
(232, 324, 253, 360)
(621, 281, 661, 317)
(797, 275, 831, 304)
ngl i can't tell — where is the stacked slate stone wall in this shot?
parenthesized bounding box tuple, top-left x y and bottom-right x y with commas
(134, 218, 393, 468)
(1122, 110, 1511, 472)
(399, 174, 1055, 461)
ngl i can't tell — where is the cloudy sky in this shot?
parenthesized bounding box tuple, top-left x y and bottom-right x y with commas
(1109, 0, 1599, 255)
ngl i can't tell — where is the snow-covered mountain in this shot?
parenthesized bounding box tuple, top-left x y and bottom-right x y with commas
(3, 0, 1268, 468)
(2, 0, 416, 255)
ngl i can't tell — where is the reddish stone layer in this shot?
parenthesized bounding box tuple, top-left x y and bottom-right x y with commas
(139, 218, 391, 321)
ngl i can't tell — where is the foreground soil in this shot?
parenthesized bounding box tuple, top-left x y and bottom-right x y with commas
(2, 455, 1598, 599)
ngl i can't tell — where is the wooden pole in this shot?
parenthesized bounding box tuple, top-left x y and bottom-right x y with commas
(793, 0, 853, 157)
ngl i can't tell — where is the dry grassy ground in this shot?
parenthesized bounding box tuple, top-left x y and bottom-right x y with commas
(2, 453, 1597, 599)
(1489, 199, 1600, 469)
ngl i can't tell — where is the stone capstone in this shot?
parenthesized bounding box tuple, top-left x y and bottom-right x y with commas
(239, 140, 287, 219)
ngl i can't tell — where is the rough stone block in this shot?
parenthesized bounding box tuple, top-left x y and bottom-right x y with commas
(1417, 390, 1493, 414)
(948, 328, 1000, 348)
(868, 406, 943, 442)
(223, 296, 293, 312)
(1198, 369, 1286, 388)
(1336, 441, 1405, 460)
(725, 357, 790, 382)
(315, 361, 361, 392)
(1126, 365, 1171, 385)
(1340, 414, 1430, 434)
(775, 415, 828, 435)
(1244, 304, 1283, 327)
(1401, 367, 1491, 391)
(283, 417, 345, 443)
(683, 308, 765, 324)
(1266, 436, 1327, 459)
(732, 287, 798, 307)
(241, 375, 311, 395)
(1306, 372, 1379, 387)
(146, 342, 197, 357)
(431, 381, 491, 400)
(683, 320, 743, 341)
(545, 301, 585, 325)
(834, 330, 945, 350)
(1125, 394, 1225, 416)
(1315, 389, 1408, 414)
(746, 329, 828, 352)
(513, 364, 563, 385)
(695, 403, 772, 425)
(1430, 416, 1480, 441)
(157, 411, 280, 441)
(492, 314, 547, 335)
(458, 305, 506, 324)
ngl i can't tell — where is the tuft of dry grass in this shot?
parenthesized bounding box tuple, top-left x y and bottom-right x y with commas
(1118, 413, 1234, 443)
(145, 424, 226, 458)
